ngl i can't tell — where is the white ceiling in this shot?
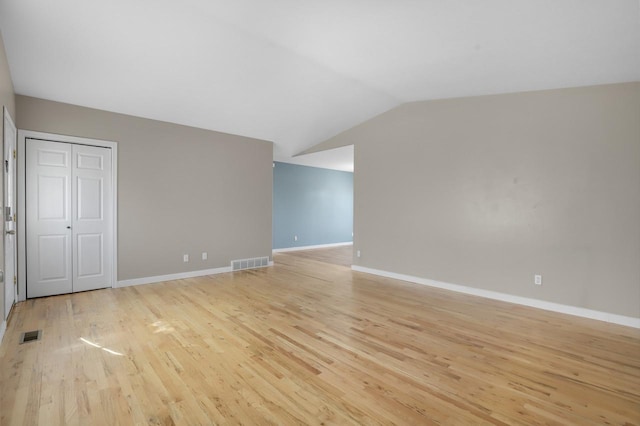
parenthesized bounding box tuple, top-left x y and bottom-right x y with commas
(290, 145, 354, 172)
(1, 0, 638, 170)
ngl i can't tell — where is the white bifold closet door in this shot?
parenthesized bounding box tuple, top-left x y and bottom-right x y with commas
(26, 139, 113, 298)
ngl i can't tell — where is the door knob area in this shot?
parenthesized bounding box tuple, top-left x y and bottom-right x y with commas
(6, 230, 15, 235)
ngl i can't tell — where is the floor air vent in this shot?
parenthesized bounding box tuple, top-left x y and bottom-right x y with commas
(231, 256, 270, 271)
(19, 330, 42, 344)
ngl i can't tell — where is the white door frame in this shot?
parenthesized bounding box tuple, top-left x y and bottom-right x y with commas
(17, 130, 118, 301)
(3, 107, 17, 318)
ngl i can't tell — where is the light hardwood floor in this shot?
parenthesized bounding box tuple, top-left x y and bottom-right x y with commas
(282, 244, 353, 267)
(1, 248, 639, 425)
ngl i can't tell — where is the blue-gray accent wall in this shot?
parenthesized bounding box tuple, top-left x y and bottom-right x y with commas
(273, 162, 353, 249)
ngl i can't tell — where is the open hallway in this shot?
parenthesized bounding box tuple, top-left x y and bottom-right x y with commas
(1, 248, 639, 424)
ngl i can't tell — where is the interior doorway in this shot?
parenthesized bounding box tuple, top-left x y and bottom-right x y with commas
(17, 130, 118, 300)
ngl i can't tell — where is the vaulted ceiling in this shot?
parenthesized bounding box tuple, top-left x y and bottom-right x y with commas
(1, 0, 638, 169)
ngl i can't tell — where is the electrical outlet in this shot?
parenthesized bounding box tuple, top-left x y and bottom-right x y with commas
(183, 254, 189, 263)
(534, 274, 542, 285)
(356, 250, 361, 258)
(202, 252, 208, 261)
(294, 235, 298, 241)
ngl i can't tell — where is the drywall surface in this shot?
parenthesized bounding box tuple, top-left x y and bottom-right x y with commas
(17, 96, 273, 281)
(0, 32, 14, 119)
(340, 83, 639, 318)
(273, 161, 352, 249)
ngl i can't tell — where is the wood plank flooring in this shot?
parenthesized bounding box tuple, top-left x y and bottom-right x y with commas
(282, 244, 353, 267)
(1, 248, 639, 425)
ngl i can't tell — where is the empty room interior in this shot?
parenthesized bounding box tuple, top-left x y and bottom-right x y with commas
(0, 1, 639, 424)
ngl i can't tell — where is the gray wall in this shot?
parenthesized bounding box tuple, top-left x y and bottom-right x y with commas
(0, 30, 16, 321)
(273, 161, 352, 249)
(17, 96, 273, 281)
(0, 32, 14, 119)
(323, 82, 640, 318)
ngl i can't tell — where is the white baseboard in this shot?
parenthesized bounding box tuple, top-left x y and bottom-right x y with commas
(352, 265, 640, 329)
(273, 242, 353, 253)
(117, 266, 232, 287)
(0, 320, 6, 345)
(116, 261, 274, 288)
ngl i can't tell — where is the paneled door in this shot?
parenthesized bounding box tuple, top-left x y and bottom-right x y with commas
(26, 139, 113, 298)
(72, 143, 113, 292)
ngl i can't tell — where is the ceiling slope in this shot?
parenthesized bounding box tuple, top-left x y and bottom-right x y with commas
(1, 0, 638, 169)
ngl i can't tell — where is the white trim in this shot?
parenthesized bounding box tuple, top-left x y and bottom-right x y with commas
(17, 130, 118, 301)
(117, 266, 231, 288)
(273, 242, 352, 253)
(3, 107, 17, 320)
(0, 319, 6, 344)
(352, 265, 640, 329)
(116, 262, 274, 288)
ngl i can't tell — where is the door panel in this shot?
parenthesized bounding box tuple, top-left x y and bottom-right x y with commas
(26, 139, 73, 297)
(77, 177, 102, 219)
(38, 175, 68, 219)
(38, 235, 70, 280)
(37, 149, 68, 167)
(77, 234, 102, 277)
(77, 152, 103, 170)
(71, 144, 112, 292)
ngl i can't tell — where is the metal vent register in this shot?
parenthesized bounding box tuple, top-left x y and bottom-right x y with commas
(19, 330, 42, 344)
(231, 256, 270, 271)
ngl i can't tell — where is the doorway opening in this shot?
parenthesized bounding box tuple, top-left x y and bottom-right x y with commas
(272, 144, 354, 268)
(17, 130, 118, 300)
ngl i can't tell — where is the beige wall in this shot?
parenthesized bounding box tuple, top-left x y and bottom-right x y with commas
(0, 31, 16, 322)
(17, 96, 273, 281)
(0, 32, 14, 119)
(325, 82, 640, 318)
